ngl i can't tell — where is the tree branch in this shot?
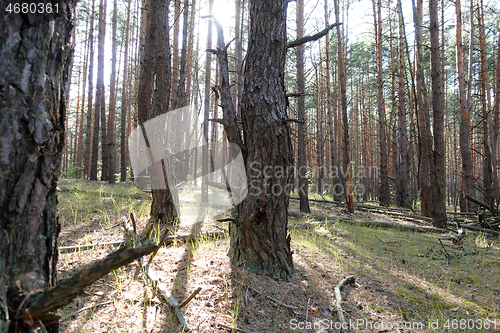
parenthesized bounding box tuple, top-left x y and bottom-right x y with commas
(17, 243, 158, 323)
(287, 23, 342, 48)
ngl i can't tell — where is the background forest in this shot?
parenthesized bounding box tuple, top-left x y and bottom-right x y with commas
(63, 0, 500, 220)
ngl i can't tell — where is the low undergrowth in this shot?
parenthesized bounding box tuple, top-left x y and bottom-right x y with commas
(57, 179, 500, 332)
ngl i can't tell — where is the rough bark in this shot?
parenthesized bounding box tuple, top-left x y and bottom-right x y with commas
(296, 0, 311, 213)
(455, 0, 474, 212)
(429, 0, 447, 228)
(0, 0, 74, 331)
(229, 0, 294, 279)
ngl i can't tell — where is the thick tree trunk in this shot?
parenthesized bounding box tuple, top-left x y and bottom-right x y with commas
(429, 0, 447, 228)
(0, 0, 74, 331)
(296, 0, 311, 213)
(230, 0, 294, 279)
(455, 0, 474, 212)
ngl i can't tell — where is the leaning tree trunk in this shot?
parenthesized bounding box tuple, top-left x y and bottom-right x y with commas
(229, 0, 294, 279)
(0, 0, 74, 331)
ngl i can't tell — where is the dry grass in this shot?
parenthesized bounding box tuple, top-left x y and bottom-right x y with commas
(57, 180, 500, 332)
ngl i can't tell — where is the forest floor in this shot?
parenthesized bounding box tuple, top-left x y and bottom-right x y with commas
(56, 179, 500, 333)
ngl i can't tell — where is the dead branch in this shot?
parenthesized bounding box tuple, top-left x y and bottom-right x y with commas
(178, 287, 202, 309)
(60, 301, 113, 321)
(334, 275, 355, 333)
(465, 194, 498, 215)
(232, 278, 299, 310)
(288, 23, 342, 48)
(17, 242, 158, 323)
(59, 241, 126, 253)
(284, 119, 305, 124)
(288, 211, 451, 233)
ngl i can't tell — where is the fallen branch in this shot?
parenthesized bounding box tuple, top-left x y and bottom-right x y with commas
(356, 207, 433, 223)
(335, 275, 355, 333)
(217, 323, 253, 333)
(232, 278, 299, 310)
(59, 241, 125, 253)
(465, 194, 498, 215)
(17, 243, 158, 323)
(288, 211, 451, 233)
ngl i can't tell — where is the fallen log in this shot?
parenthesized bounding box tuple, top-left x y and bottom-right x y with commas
(465, 194, 498, 215)
(355, 207, 433, 223)
(289, 211, 451, 233)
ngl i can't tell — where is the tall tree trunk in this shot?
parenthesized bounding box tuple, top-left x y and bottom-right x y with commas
(120, 0, 132, 182)
(334, 0, 354, 212)
(429, 0, 447, 228)
(477, 1, 494, 204)
(137, 0, 175, 224)
(201, 0, 213, 202)
(230, 0, 293, 279)
(455, 0, 474, 212)
(171, 0, 181, 104)
(373, 0, 390, 206)
(412, 0, 434, 218)
(91, 0, 107, 181)
(296, 0, 311, 213)
(84, 0, 96, 179)
(0, 0, 73, 331)
(325, 0, 341, 202)
(396, 0, 409, 207)
(493, 28, 500, 203)
(107, 0, 118, 183)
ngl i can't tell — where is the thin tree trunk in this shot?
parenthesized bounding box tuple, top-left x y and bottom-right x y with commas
(429, 0, 447, 228)
(412, 0, 434, 218)
(107, 0, 118, 183)
(84, 0, 96, 179)
(201, 0, 213, 202)
(396, 0, 409, 207)
(296, 0, 311, 213)
(373, 0, 390, 206)
(334, 0, 354, 213)
(477, 0, 494, 204)
(493, 27, 500, 202)
(455, 0, 474, 212)
(120, 0, 132, 182)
